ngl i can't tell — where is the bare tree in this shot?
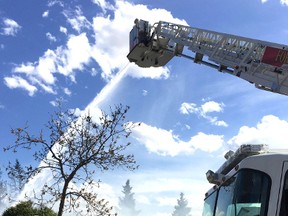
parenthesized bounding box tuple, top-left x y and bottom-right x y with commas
(4, 104, 139, 216)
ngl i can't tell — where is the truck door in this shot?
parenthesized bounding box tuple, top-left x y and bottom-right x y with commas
(279, 161, 288, 216)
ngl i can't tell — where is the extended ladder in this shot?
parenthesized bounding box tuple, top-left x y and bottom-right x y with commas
(127, 19, 288, 95)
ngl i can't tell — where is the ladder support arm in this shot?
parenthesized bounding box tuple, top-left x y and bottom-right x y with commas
(127, 19, 288, 96)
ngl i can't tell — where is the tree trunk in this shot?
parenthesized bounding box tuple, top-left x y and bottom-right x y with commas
(58, 180, 69, 216)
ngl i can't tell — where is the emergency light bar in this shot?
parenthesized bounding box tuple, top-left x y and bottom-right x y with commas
(206, 144, 268, 185)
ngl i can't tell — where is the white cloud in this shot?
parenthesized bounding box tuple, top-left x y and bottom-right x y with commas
(281, 0, 288, 5)
(14, 49, 57, 85)
(155, 213, 170, 216)
(190, 132, 224, 152)
(213, 120, 228, 127)
(179, 102, 198, 115)
(59, 26, 67, 34)
(42, 10, 49, 18)
(49, 100, 58, 107)
(179, 101, 228, 127)
(63, 6, 91, 33)
(136, 194, 151, 205)
(46, 32, 57, 42)
(201, 101, 224, 113)
(1, 18, 21, 36)
(47, 0, 64, 7)
(261, 0, 288, 5)
(157, 196, 176, 206)
(91, 67, 98, 76)
(228, 115, 288, 149)
(12, 33, 91, 94)
(29, 76, 57, 94)
(4, 76, 37, 96)
(180, 101, 224, 115)
(131, 123, 224, 156)
(8, 7, 93, 95)
(63, 87, 71, 96)
(185, 124, 191, 130)
(92, 0, 114, 12)
(134, 176, 186, 194)
(56, 33, 92, 80)
(142, 90, 148, 96)
(13, 62, 35, 74)
(126, 64, 170, 80)
(32, 49, 57, 84)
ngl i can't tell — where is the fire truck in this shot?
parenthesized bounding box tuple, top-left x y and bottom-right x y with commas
(127, 19, 288, 215)
(203, 144, 288, 216)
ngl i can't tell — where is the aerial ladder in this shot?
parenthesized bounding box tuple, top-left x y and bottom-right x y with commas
(127, 19, 288, 215)
(127, 19, 288, 95)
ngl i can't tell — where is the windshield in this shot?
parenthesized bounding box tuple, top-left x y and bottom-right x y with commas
(202, 169, 271, 216)
(202, 190, 217, 216)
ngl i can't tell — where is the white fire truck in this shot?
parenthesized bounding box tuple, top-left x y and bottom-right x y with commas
(127, 19, 288, 215)
(203, 144, 288, 216)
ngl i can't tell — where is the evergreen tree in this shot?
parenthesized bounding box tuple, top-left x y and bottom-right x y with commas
(118, 180, 140, 216)
(172, 193, 191, 216)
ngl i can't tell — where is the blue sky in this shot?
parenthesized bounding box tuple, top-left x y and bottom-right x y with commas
(1, 0, 288, 215)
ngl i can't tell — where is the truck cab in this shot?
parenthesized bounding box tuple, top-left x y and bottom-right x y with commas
(202, 144, 288, 216)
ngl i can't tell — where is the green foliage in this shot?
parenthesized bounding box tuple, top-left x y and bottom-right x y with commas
(118, 180, 140, 216)
(172, 193, 191, 216)
(2, 201, 57, 216)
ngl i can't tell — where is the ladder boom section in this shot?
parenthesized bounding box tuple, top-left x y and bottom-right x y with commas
(127, 19, 288, 96)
